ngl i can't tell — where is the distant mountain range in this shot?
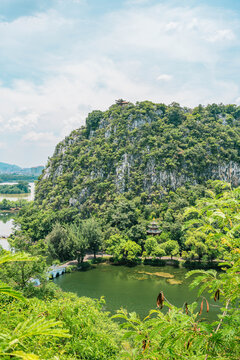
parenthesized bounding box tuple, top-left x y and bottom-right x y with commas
(0, 162, 44, 176)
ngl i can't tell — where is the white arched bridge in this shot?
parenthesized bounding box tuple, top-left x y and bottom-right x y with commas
(48, 265, 66, 279)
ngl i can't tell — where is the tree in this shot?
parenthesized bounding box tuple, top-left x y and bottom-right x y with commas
(0, 252, 35, 300)
(153, 245, 166, 259)
(81, 218, 102, 258)
(0, 235, 48, 290)
(182, 181, 240, 261)
(105, 199, 138, 232)
(17, 180, 30, 193)
(166, 102, 185, 125)
(105, 235, 141, 264)
(127, 223, 147, 244)
(162, 240, 180, 259)
(104, 233, 123, 256)
(122, 240, 142, 263)
(46, 223, 72, 262)
(86, 110, 103, 136)
(144, 236, 158, 256)
(67, 223, 89, 266)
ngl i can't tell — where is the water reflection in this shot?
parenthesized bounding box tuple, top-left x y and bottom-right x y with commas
(54, 263, 220, 320)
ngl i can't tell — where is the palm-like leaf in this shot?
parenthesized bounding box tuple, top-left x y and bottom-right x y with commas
(0, 317, 71, 359)
(0, 252, 37, 301)
(0, 283, 25, 301)
(0, 253, 37, 265)
(0, 351, 39, 360)
(12, 317, 71, 340)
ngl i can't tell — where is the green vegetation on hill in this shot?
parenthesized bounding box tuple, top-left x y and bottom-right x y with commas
(35, 101, 240, 216)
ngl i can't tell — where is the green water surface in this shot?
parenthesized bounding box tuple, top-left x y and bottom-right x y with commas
(53, 263, 220, 320)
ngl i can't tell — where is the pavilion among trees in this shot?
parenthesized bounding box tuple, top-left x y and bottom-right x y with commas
(147, 220, 161, 236)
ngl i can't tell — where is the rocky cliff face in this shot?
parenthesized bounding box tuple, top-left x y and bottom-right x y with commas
(35, 101, 240, 212)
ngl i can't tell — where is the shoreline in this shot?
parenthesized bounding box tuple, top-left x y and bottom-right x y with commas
(62, 253, 223, 269)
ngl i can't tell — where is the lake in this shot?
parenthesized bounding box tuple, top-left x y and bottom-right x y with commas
(0, 182, 35, 201)
(53, 263, 220, 320)
(0, 212, 16, 237)
(0, 182, 35, 239)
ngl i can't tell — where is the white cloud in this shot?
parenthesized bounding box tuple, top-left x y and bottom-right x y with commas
(22, 131, 58, 144)
(125, 0, 152, 5)
(101, 4, 238, 65)
(207, 29, 235, 43)
(0, 141, 6, 149)
(0, 0, 239, 166)
(5, 111, 39, 132)
(157, 74, 172, 81)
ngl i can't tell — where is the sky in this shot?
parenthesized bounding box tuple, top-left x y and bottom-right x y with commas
(0, 0, 240, 167)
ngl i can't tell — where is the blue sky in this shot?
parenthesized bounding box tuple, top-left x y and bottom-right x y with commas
(0, 0, 240, 167)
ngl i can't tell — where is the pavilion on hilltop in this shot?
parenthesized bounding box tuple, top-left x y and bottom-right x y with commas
(115, 99, 129, 106)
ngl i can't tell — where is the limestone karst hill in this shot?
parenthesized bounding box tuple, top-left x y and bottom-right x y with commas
(35, 101, 240, 214)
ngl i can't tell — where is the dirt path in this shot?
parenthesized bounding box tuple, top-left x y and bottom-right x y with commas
(62, 253, 111, 267)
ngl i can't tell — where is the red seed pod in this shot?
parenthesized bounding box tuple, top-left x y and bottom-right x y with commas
(199, 300, 203, 315)
(206, 299, 209, 313)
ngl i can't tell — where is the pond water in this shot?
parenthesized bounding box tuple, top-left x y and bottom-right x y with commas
(54, 263, 220, 320)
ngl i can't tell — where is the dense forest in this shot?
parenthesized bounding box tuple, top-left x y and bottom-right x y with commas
(1, 102, 239, 359)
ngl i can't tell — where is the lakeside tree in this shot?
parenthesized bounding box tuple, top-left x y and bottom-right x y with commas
(105, 234, 141, 264)
(144, 236, 158, 256)
(46, 223, 72, 262)
(81, 218, 102, 258)
(67, 222, 89, 265)
(0, 235, 48, 291)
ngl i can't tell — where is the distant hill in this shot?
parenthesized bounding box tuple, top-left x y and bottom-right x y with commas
(21, 166, 45, 176)
(0, 162, 21, 173)
(0, 162, 44, 176)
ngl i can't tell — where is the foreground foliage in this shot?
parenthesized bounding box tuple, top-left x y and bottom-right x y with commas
(114, 259, 240, 359)
(0, 244, 239, 359)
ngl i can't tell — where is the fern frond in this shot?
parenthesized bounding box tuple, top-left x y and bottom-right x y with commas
(0, 283, 26, 301)
(0, 351, 39, 359)
(12, 317, 71, 340)
(0, 252, 37, 265)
